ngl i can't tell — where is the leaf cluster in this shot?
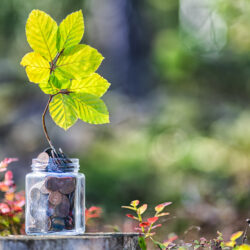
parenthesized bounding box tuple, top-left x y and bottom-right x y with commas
(21, 10, 110, 130)
(122, 200, 173, 249)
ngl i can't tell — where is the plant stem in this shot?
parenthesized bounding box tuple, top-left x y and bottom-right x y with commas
(42, 95, 54, 149)
(242, 221, 249, 244)
(137, 209, 145, 234)
(42, 88, 72, 149)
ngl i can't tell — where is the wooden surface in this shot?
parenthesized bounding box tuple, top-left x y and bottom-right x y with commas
(0, 233, 140, 250)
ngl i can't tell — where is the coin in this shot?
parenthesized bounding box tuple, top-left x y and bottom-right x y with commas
(65, 216, 74, 230)
(51, 217, 65, 231)
(49, 191, 62, 206)
(45, 176, 60, 191)
(40, 182, 49, 194)
(46, 203, 55, 217)
(59, 177, 76, 194)
(30, 202, 38, 218)
(38, 193, 49, 207)
(37, 152, 49, 164)
(68, 192, 75, 211)
(29, 186, 41, 202)
(35, 215, 51, 231)
(55, 195, 70, 217)
(47, 217, 52, 230)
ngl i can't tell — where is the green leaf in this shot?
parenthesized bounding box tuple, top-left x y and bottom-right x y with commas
(138, 204, 147, 215)
(151, 238, 166, 250)
(70, 93, 109, 124)
(57, 10, 84, 52)
(49, 94, 78, 130)
(39, 74, 70, 94)
(55, 44, 104, 80)
(20, 52, 50, 83)
(12, 216, 20, 224)
(39, 81, 58, 95)
(69, 73, 110, 97)
(26, 9, 58, 61)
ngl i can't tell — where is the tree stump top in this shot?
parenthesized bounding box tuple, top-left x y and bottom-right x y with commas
(0, 233, 140, 250)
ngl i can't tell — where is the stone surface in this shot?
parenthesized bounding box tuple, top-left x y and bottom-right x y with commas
(0, 233, 140, 250)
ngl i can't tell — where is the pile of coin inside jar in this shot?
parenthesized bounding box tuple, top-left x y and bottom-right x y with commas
(28, 149, 76, 233)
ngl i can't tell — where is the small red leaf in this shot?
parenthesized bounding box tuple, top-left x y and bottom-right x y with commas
(147, 216, 159, 224)
(139, 222, 150, 227)
(157, 212, 170, 217)
(5, 171, 13, 181)
(126, 214, 138, 220)
(151, 224, 162, 230)
(0, 203, 10, 215)
(155, 202, 172, 213)
(163, 235, 178, 245)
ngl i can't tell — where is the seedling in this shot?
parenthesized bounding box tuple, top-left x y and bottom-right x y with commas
(21, 10, 110, 150)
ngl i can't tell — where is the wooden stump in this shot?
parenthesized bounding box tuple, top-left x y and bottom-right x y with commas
(0, 233, 140, 250)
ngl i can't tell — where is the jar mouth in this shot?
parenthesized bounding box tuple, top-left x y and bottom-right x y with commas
(31, 158, 79, 173)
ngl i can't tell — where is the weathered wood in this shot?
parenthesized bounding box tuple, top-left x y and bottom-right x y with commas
(0, 233, 140, 250)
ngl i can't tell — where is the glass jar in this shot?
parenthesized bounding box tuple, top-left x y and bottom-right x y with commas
(25, 157, 85, 235)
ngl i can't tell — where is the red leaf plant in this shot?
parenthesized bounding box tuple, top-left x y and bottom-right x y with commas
(0, 158, 25, 235)
(122, 200, 176, 249)
(85, 206, 102, 225)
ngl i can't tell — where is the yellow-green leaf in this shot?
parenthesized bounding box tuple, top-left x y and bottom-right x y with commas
(238, 245, 250, 250)
(138, 204, 147, 215)
(57, 10, 84, 52)
(69, 73, 110, 97)
(70, 93, 109, 124)
(26, 9, 58, 61)
(121, 206, 136, 211)
(130, 200, 140, 207)
(20, 52, 50, 83)
(39, 81, 58, 95)
(230, 231, 243, 241)
(49, 94, 78, 130)
(39, 74, 71, 94)
(55, 44, 104, 80)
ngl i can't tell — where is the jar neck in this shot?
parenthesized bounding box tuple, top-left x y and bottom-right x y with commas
(31, 158, 79, 173)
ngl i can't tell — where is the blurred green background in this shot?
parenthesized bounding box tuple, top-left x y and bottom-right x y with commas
(0, 0, 250, 238)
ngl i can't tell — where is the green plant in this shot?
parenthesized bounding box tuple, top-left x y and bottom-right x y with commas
(122, 200, 250, 250)
(122, 200, 175, 249)
(20, 10, 110, 148)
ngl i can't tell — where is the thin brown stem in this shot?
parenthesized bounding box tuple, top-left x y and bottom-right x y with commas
(42, 90, 71, 149)
(242, 219, 249, 244)
(42, 95, 54, 149)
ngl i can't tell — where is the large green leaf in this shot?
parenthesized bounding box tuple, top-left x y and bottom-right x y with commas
(49, 94, 78, 130)
(55, 44, 104, 80)
(26, 10, 58, 61)
(39, 74, 71, 95)
(57, 10, 84, 52)
(39, 81, 58, 95)
(39, 75, 59, 94)
(20, 52, 50, 83)
(70, 93, 109, 124)
(69, 73, 110, 97)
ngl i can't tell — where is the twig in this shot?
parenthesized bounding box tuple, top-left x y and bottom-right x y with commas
(42, 90, 71, 149)
(242, 218, 250, 244)
(42, 95, 54, 149)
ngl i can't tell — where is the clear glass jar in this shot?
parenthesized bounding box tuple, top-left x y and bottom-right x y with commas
(25, 158, 85, 235)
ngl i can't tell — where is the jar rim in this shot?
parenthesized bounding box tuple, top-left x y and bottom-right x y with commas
(31, 158, 79, 173)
